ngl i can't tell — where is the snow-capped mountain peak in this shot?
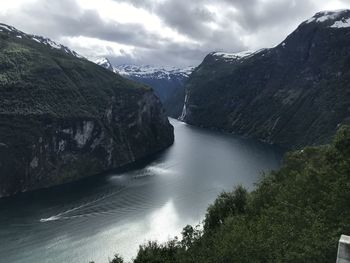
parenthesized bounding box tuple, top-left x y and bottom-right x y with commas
(0, 23, 84, 59)
(305, 9, 350, 28)
(90, 57, 114, 71)
(90, 57, 194, 104)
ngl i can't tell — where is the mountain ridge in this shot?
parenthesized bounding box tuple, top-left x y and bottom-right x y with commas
(181, 9, 350, 148)
(0, 23, 84, 59)
(0, 23, 174, 198)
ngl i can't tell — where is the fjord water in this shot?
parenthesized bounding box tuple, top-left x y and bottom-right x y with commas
(0, 119, 282, 263)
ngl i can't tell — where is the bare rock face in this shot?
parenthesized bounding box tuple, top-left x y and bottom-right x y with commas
(0, 24, 174, 198)
(182, 10, 350, 148)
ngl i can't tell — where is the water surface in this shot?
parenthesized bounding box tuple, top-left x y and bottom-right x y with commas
(0, 119, 282, 262)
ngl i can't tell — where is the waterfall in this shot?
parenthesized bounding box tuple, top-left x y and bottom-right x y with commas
(179, 93, 188, 121)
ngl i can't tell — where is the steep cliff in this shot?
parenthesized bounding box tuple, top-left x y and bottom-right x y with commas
(0, 24, 174, 197)
(182, 10, 350, 148)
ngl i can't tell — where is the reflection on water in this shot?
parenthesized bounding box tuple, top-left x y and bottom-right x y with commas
(0, 119, 283, 262)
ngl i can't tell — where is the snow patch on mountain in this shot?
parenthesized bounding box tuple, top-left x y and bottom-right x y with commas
(31, 35, 83, 58)
(92, 57, 110, 65)
(214, 50, 253, 59)
(0, 24, 16, 32)
(91, 57, 114, 71)
(305, 9, 350, 25)
(331, 18, 350, 28)
(212, 49, 266, 62)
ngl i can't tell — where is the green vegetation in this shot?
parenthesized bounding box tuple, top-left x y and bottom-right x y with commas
(0, 30, 150, 118)
(110, 126, 350, 262)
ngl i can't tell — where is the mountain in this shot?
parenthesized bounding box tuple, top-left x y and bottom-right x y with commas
(115, 64, 194, 118)
(114, 64, 193, 100)
(0, 23, 174, 198)
(93, 59, 194, 118)
(181, 10, 350, 148)
(91, 57, 114, 71)
(0, 24, 83, 59)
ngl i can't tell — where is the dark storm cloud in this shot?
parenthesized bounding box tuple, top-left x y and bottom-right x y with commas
(153, 1, 215, 39)
(108, 0, 322, 66)
(117, 0, 316, 38)
(0, 0, 168, 49)
(1, 0, 349, 66)
(108, 43, 207, 67)
(228, 0, 316, 31)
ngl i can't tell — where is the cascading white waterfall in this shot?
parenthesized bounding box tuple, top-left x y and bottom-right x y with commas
(179, 93, 188, 121)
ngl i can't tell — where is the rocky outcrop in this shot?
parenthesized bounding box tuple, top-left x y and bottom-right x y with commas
(182, 10, 350, 148)
(0, 24, 173, 198)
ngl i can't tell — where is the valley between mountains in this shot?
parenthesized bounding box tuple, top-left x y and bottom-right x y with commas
(0, 6, 350, 263)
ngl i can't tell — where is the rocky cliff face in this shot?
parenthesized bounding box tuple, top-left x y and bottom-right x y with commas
(0, 24, 174, 198)
(182, 10, 350, 148)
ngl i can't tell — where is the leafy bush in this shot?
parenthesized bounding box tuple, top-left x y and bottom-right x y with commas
(134, 241, 181, 263)
(109, 254, 124, 263)
(204, 185, 248, 232)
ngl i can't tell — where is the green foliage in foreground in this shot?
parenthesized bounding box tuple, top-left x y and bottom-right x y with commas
(110, 126, 350, 263)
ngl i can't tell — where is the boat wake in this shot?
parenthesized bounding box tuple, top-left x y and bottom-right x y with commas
(38, 186, 130, 223)
(39, 215, 61, 222)
(39, 163, 178, 223)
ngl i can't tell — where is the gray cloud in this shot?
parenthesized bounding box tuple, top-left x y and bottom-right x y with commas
(108, 0, 322, 64)
(231, 0, 316, 31)
(154, 1, 215, 39)
(0, 0, 169, 49)
(0, 0, 349, 67)
(120, 0, 316, 37)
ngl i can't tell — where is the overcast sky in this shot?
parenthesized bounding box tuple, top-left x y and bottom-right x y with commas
(1, 0, 350, 67)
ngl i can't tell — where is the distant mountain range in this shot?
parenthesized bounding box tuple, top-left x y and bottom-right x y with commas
(91, 57, 194, 117)
(181, 9, 350, 148)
